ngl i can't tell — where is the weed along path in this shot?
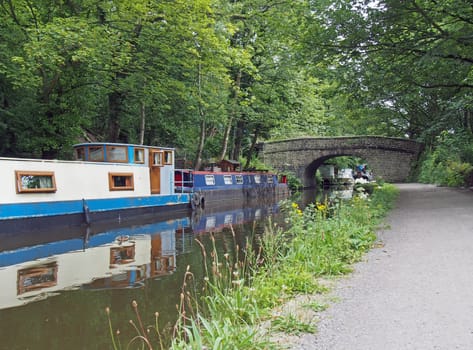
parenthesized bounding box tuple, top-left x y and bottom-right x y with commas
(293, 183, 473, 350)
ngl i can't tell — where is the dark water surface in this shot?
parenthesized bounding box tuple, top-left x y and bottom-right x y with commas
(0, 200, 285, 350)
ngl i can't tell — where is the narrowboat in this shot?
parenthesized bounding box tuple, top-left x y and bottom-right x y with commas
(175, 168, 289, 209)
(0, 142, 191, 234)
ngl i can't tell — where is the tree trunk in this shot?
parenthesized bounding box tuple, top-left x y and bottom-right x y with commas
(244, 127, 259, 170)
(194, 117, 206, 170)
(108, 91, 123, 142)
(219, 70, 241, 161)
(219, 116, 233, 162)
(231, 119, 244, 161)
(139, 100, 146, 145)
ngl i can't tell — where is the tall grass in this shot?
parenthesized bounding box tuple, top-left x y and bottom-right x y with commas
(106, 183, 399, 349)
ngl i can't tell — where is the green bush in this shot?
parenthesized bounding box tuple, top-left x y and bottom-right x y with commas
(444, 161, 473, 187)
(418, 131, 473, 187)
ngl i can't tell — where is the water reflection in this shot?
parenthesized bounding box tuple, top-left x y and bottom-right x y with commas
(299, 185, 354, 208)
(0, 201, 281, 350)
(1, 219, 187, 310)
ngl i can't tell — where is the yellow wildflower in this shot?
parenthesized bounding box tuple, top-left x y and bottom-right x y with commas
(316, 203, 326, 211)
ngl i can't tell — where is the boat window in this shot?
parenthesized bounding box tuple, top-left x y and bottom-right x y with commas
(223, 175, 233, 185)
(17, 262, 58, 294)
(205, 216, 217, 229)
(134, 148, 145, 164)
(254, 175, 261, 184)
(107, 146, 128, 163)
(267, 175, 274, 184)
(89, 146, 104, 161)
(236, 212, 244, 223)
(110, 245, 135, 265)
(75, 147, 85, 160)
(109, 172, 134, 191)
(164, 150, 173, 165)
(224, 214, 233, 224)
(15, 171, 57, 193)
(205, 175, 215, 185)
(235, 175, 243, 184)
(151, 151, 163, 166)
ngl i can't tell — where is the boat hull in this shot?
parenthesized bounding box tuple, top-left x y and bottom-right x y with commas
(0, 194, 191, 236)
(189, 184, 289, 209)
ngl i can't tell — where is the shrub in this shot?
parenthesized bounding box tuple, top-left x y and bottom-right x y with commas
(418, 131, 473, 187)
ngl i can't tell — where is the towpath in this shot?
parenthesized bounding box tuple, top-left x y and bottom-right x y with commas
(294, 183, 473, 350)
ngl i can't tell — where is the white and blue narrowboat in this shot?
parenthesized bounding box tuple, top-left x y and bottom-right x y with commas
(0, 142, 191, 234)
(175, 169, 289, 209)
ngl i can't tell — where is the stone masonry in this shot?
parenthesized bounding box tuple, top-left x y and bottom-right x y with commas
(257, 136, 423, 187)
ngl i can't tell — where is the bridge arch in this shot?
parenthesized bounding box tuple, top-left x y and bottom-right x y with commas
(257, 136, 423, 187)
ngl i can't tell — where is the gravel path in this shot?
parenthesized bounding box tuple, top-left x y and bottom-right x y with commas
(294, 183, 473, 350)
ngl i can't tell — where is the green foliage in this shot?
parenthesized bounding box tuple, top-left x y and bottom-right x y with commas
(324, 156, 363, 170)
(2, 0, 472, 170)
(418, 131, 473, 186)
(271, 314, 316, 335)
(279, 172, 303, 192)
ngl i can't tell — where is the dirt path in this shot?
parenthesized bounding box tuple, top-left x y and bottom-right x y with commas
(292, 183, 473, 350)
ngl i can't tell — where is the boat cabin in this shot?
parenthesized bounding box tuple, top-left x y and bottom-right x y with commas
(73, 142, 173, 167)
(218, 159, 240, 172)
(72, 142, 176, 196)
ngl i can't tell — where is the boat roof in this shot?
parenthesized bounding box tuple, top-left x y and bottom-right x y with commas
(176, 169, 275, 175)
(73, 142, 174, 151)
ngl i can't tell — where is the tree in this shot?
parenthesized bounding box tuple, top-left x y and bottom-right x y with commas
(303, 0, 473, 141)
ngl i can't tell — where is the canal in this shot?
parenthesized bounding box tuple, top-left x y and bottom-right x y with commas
(0, 187, 351, 349)
(0, 199, 287, 349)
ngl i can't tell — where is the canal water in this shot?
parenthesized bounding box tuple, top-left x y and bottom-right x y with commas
(0, 199, 287, 350)
(0, 187, 352, 349)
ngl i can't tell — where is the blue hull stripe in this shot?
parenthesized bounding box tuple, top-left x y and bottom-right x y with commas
(0, 217, 189, 267)
(0, 194, 190, 220)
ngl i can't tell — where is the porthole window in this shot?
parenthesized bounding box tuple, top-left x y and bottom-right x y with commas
(15, 171, 57, 193)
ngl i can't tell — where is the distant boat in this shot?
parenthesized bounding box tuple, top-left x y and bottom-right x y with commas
(0, 142, 191, 233)
(175, 168, 289, 209)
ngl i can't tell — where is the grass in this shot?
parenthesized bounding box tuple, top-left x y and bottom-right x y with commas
(106, 183, 399, 349)
(271, 314, 317, 335)
(303, 301, 329, 312)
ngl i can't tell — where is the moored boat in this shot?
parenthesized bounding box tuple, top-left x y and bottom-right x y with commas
(0, 142, 191, 233)
(175, 168, 289, 209)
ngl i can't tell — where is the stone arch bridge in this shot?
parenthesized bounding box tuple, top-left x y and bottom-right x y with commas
(257, 136, 423, 187)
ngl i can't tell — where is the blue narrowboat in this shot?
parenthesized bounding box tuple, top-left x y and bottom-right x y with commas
(175, 169, 289, 209)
